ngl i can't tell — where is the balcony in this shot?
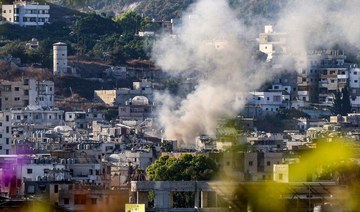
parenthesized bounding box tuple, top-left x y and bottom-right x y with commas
(337, 74, 348, 79)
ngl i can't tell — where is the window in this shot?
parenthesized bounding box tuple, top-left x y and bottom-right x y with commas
(267, 161, 271, 166)
(273, 96, 281, 102)
(27, 185, 35, 194)
(54, 185, 58, 193)
(6, 127, 9, 133)
(74, 195, 86, 205)
(354, 71, 358, 75)
(249, 161, 253, 166)
(27, 169, 33, 174)
(0, 134, 2, 138)
(14, 97, 20, 101)
(279, 173, 283, 180)
(0, 146, 2, 150)
(16, 115, 21, 120)
(64, 198, 69, 205)
(355, 80, 358, 83)
(6, 115, 9, 122)
(91, 198, 97, 205)
(14, 87, 19, 91)
(6, 138, 9, 145)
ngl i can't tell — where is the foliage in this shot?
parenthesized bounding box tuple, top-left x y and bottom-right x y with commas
(146, 154, 217, 181)
(114, 11, 143, 35)
(333, 89, 342, 115)
(333, 86, 352, 115)
(276, 108, 310, 119)
(342, 86, 352, 115)
(72, 13, 121, 36)
(146, 154, 217, 208)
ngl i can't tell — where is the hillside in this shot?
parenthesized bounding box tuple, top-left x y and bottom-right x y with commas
(47, 0, 288, 22)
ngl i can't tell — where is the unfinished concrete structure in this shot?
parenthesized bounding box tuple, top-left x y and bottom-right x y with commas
(130, 181, 345, 212)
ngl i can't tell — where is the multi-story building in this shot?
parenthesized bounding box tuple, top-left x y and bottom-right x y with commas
(1, 0, 50, 27)
(296, 50, 349, 104)
(118, 96, 154, 123)
(247, 91, 290, 113)
(258, 25, 288, 61)
(115, 80, 154, 105)
(349, 66, 360, 112)
(0, 79, 54, 111)
(0, 111, 12, 155)
(318, 50, 349, 104)
(65, 110, 105, 130)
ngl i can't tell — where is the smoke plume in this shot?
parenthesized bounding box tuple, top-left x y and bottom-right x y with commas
(152, 0, 272, 147)
(152, 0, 360, 147)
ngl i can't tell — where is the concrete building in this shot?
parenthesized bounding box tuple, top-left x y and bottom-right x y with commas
(349, 66, 360, 112)
(1, 0, 50, 27)
(65, 110, 105, 130)
(0, 78, 54, 111)
(53, 42, 67, 75)
(118, 96, 154, 123)
(297, 50, 349, 104)
(10, 105, 64, 127)
(94, 90, 116, 106)
(246, 91, 290, 114)
(29, 79, 54, 108)
(116, 80, 154, 105)
(258, 25, 287, 61)
(0, 111, 12, 155)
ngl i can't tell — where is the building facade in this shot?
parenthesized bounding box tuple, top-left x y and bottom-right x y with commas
(0, 79, 54, 111)
(1, 0, 50, 27)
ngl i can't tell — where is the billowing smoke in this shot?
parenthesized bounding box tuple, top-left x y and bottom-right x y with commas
(152, 0, 273, 147)
(277, 0, 360, 57)
(152, 0, 360, 147)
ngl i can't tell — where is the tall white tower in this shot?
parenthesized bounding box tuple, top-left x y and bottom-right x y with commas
(53, 42, 67, 75)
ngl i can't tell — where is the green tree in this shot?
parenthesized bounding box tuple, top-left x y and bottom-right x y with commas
(146, 154, 218, 208)
(333, 87, 352, 115)
(147, 154, 217, 181)
(333, 89, 342, 115)
(114, 11, 143, 35)
(341, 86, 352, 115)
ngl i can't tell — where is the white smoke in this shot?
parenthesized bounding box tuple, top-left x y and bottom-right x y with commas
(152, 0, 275, 146)
(152, 0, 360, 147)
(277, 0, 360, 57)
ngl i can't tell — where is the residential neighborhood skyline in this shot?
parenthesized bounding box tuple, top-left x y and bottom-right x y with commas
(1, 0, 360, 211)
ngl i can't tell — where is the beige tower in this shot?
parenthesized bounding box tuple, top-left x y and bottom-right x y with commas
(53, 42, 67, 75)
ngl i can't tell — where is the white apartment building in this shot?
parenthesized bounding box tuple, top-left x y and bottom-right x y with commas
(29, 79, 55, 108)
(11, 105, 64, 126)
(258, 25, 287, 61)
(0, 79, 54, 111)
(1, 0, 50, 27)
(0, 111, 12, 155)
(247, 91, 290, 112)
(349, 66, 360, 112)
